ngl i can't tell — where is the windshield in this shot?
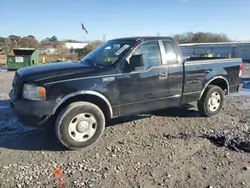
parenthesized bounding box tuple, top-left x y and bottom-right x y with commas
(80, 40, 135, 66)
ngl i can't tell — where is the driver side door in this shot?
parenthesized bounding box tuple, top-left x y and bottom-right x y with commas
(117, 40, 169, 116)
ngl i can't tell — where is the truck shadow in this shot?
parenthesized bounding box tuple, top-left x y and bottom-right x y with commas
(0, 100, 199, 152)
(106, 114, 151, 127)
(151, 105, 200, 118)
(107, 104, 200, 127)
(0, 129, 65, 151)
(0, 99, 65, 151)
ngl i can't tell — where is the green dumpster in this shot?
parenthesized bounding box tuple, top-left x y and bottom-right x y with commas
(7, 48, 39, 71)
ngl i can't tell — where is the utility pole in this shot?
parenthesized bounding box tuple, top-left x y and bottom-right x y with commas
(103, 34, 106, 42)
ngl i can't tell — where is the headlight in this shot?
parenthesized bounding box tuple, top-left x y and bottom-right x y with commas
(22, 84, 46, 100)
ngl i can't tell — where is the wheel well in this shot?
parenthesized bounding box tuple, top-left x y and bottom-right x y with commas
(208, 78, 228, 94)
(54, 94, 112, 120)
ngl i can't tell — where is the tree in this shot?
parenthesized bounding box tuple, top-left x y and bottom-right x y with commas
(0, 37, 12, 54)
(55, 42, 68, 56)
(26, 37, 39, 48)
(50, 35, 58, 42)
(173, 34, 181, 43)
(27, 35, 35, 39)
(192, 32, 208, 43)
(90, 40, 104, 47)
(173, 32, 231, 43)
(8, 35, 21, 40)
(15, 37, 39, 48)
(186, 32, 194, 43)
(0, 35, 40, 54)
(42, 35, 58, 42)
(75, 44, 96, 59)
(18, 38, 30, 48)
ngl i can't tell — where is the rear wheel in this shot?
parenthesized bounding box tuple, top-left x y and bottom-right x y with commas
(197, 85, 224, 117)
(55, 102, 105, 150)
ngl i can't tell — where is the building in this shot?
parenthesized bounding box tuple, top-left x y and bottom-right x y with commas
(64, 42, 88, 50)
(39, 42, 57, 55)
(40, 41, 89, 55)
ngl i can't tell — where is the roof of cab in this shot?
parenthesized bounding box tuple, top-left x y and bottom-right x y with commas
(110, 36, 175, 42)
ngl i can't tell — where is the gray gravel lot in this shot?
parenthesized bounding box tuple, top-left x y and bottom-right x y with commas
(0, 64, 250, 188)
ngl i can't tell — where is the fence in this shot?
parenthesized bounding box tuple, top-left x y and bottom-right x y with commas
(179, 42, 250, 61)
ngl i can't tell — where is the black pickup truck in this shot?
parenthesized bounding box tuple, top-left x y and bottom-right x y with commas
(9, 37, 243, 149)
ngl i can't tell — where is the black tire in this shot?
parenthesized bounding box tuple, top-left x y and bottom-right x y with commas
(197, 85, 224, 117)
(55, 102, 105, 150)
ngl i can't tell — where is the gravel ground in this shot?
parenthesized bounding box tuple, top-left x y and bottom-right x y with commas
(0, 64, 250, 188)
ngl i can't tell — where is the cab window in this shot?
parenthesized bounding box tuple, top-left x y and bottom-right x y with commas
(130, 41, 162, 71)
(162, 41, 178, 65)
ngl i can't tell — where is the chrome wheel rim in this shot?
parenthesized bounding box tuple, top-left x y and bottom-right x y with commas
(68, 113, 97, 142)
(208, 92, 221, 112)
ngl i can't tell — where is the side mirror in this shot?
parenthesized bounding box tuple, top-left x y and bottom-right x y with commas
(129, 54, 144, 69)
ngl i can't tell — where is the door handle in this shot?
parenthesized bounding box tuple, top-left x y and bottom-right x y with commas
(204, 70, 210, 75)
(204, 70, 210, 74)
(159, 72, 168, 77)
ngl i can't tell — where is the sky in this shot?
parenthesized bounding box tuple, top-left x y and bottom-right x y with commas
(0, 0, 250, 41)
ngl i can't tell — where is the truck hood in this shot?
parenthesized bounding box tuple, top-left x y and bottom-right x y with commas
(17, 62, 100, 82)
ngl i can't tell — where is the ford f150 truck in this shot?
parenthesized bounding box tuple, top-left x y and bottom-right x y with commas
(9, 37, 243, 149)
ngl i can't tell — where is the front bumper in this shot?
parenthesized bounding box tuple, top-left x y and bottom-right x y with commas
(9, 90, 56, 127)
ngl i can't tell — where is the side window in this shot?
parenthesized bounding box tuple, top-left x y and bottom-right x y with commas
(162, 41, 178, 65)
(130, 41, 162, 71)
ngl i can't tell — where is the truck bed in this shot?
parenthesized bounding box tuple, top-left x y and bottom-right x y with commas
(185, 57, 229, 61)
(181, 58, 242, 104)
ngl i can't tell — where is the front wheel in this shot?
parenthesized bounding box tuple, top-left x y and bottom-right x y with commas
(197, 85, 224, 117)
(55, 102, 105, 150)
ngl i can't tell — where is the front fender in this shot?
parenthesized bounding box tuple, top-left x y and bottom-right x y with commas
(50, 90, 113, 118)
